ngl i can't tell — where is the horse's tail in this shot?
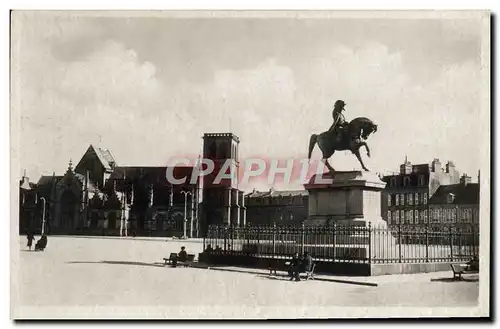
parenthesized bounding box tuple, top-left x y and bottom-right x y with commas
(308, 134, 318, 160)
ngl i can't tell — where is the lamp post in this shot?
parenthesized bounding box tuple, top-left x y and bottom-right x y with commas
(40, 197, 47, 235)
(180, 190, 192, 239)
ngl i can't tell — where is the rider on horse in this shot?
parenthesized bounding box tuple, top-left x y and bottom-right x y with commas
(328, 100, 348, 144)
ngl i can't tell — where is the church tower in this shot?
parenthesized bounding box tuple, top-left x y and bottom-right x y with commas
(201, 133, 245, 234)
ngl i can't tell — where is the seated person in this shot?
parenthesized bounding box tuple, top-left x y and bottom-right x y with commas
(467, 256, 479, 271)
(292, 252, 313, 282)
(172, 246, 188, 267)
(288, 253, 301, 279)
(205, 244, 214, 252)
(35, 235, 48, 251)
(178, 246, 188, 262)
(214, 245, 222, 252)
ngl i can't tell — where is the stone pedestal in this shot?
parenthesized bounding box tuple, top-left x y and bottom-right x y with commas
(304, 171, 394, 261)
(304, 170, 387, 227)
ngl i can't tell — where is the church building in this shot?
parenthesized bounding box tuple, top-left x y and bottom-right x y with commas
(19, 145, 199, 237)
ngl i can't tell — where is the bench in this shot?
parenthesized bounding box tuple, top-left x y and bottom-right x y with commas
(177, 254, 196, 267)
(163, 253, 178, 265)
(268, 260, 291, 276)
(303, 263, 316, 281)
(269, 261, 316, 281)
(450, 264, 477, 281)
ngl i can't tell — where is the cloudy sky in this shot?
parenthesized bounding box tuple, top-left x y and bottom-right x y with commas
(12, 11, 488, 189)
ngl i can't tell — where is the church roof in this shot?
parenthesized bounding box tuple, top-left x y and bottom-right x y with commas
(107, 166, 197, 186)
(37, 175, 63, 186)
(93, 146, 115, 171)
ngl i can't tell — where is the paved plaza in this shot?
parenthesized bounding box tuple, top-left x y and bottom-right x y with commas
(13, 236, 480, 319)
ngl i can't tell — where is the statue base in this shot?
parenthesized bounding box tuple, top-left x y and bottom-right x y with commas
(304, 170, 387, 227)
(304, 171, 395, 261)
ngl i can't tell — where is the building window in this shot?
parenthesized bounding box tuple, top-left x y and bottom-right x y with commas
(404, 176, 410, 187)
(423, 210, 428, 223)
(401, 210, 405, 223)
(395, 210, 399, 224)
(400, 194, 404, 206)
(408, 193, 413, 205)
(465, 208, 471, 223)
(423, 193, 428, 204)
(395, 194, 399, 206)
(408, 210, 413, 224)
(447, 193, 455, 204)
(415, 193, 419, 205)
(387, 194, 392, 206)
(415, 210, 419, 224)
(419, 175, 425, 186)
(387, 211, 392, 224)
(391, 177, 396, 187)
(452, 208, 457, 222)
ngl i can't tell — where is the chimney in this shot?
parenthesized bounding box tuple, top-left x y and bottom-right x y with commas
(460, 174, 471, 186)
(431, 158, 441, 173)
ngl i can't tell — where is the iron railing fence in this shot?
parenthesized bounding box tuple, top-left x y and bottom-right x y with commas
(203, 223, 479, 264)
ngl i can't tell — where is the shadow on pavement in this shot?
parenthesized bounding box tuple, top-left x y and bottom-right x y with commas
(67, 260, 166, 268)
(257, 274, 378, 287)
(190, 264, 379, 287)
(431, 276, 479, 283)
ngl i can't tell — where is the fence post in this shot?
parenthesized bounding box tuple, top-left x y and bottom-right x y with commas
(246, 224, 250, 250)
(332, 223, 336, 262)
(398, 224, 402, 263)
(223, 225, 228, 251)
(272, 222, 276, 255)
(301, 222, 305, 254)
(230, 224, 234, 252)
(257, 225, 260, 254)
(425, 226, 429, 263)
(449, 226, 454, 262)
(368, 222, 372, 264)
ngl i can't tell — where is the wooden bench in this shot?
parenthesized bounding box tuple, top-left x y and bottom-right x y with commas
(177, 254, 196, 267)
(163, 253, 178, 265)
(269, 261, 291, 276)
(269, 261, 316, 281)
(303, 263, 316, 281)
(450, 264, 476, 281)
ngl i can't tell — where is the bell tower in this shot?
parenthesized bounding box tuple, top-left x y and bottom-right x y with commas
(201, 133, 244, 234)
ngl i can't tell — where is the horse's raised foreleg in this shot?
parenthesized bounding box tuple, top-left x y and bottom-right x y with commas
(353, 148, 369, 172)
(359, 141, 371, 158)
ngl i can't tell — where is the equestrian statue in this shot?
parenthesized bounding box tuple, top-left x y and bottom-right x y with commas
(308, 100, 378, 173)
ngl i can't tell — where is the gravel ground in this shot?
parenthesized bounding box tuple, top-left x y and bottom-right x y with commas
(12, 236, 481, 319)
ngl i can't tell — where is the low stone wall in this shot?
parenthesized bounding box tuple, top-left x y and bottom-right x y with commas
(369, 262, 457, 276)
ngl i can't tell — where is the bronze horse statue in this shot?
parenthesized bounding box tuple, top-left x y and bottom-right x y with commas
(308, 117, 378, 172)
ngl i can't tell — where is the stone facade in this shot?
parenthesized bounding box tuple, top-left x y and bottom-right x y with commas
(428, 174, 480, 231)
(244, 188, 308, 226)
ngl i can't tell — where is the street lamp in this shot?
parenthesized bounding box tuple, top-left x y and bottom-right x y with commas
(180, 190, 192, 239)
(40, 197, 47, 235)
